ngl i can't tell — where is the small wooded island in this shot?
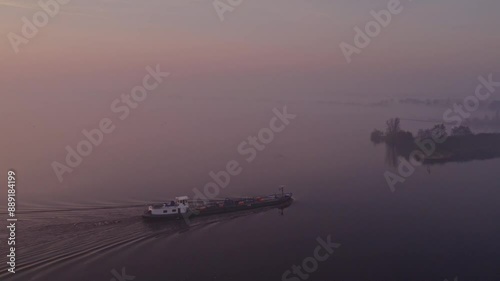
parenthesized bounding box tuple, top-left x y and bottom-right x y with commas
(371, 118, 500, 164)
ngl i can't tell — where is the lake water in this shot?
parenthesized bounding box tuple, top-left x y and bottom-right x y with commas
(2, 97, 500, 281)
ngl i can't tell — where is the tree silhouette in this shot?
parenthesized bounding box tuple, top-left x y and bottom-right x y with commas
(385, 118, 401, 136)
(417, 124, 447, 140)
(451, 126, 473, 136)
(370, 129, 385, 143)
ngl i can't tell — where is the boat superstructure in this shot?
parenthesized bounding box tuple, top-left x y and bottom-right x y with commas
(146, 196, 190, 218)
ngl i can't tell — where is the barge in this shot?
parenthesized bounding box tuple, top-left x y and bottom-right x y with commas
(142, 190, 293, 220)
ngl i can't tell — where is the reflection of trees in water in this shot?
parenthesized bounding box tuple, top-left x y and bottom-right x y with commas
(384, 141, 413, 168)
(384, 143, 433, 173)
(385, 144, 399, 168)
(381, 134, 500, 167)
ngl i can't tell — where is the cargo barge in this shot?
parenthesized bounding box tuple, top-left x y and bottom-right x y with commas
(142, 190, 293, 220)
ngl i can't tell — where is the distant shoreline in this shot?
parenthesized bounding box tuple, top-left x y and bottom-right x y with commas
(371, 119, 500, 164)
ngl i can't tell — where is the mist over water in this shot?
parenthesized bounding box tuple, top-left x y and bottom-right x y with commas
(3, 98, 500, 280)
(1, 1, 500, 279)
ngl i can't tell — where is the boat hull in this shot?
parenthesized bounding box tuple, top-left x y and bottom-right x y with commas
(142, 194, 293, 221)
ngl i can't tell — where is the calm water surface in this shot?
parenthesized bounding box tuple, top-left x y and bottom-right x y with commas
(2, 99, 500, 281)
